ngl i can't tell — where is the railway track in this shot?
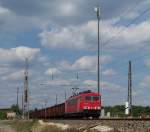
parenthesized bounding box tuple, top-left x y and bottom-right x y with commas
(97, 117, 150, 121)
(43, 117, 150, 121)
(43, 118, 150, 131)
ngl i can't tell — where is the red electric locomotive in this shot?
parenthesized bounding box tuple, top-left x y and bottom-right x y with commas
(65, 90, 101, 117)
(30, 90, 101, 118)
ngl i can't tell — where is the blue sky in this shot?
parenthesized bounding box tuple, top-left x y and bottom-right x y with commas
(0, 0, 150, 109)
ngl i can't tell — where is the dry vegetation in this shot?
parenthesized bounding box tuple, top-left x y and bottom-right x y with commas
(5, 120, 35, 132)
(41, 126, 81, 132)
(3, 120, 83, 132)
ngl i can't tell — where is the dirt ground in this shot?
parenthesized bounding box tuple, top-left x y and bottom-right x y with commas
(47, 119, 150, 132)
(0, 121, 16, 132)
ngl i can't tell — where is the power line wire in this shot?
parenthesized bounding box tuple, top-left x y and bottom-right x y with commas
(101, 6, 150, 48)
(100, 0, 144, 39)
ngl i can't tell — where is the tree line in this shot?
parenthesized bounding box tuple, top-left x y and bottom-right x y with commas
(104, 105, 150, 117)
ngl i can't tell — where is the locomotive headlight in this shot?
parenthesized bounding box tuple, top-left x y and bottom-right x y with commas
(84, 106, 88, 109)
(97, 107, 100, 110)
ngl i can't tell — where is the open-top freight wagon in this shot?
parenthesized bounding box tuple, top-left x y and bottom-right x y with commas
(30, 90, 101, 118)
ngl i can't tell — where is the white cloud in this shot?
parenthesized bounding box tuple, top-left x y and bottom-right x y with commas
(0, 67, 10, 75)
(14, 46, 40, 60)
(82, 80, 97, 88)
(125, 12, 138, 19)
(0, 46, 40, 63)
(82, 80, 123, 92)
(44, 79, 73, 87)
(0, 6, 10, 14)
(102, 69, 117, 76)
(140, 75, 150, 88)
(102, 20, 150, 50)
(58, 2, 76, 16)
(2, 70, 24, 81)
(59, 55, 112, 71)
(1, 68, 34, 81)
(45, 68, 62, 75)
(0, 46, 41, 81)
(39, 20, 97, 50)
(72, 56, 97, 70)
(39, 19, 150, 51)
(72, 55, 112, 70)
(101, 81, 123, 91)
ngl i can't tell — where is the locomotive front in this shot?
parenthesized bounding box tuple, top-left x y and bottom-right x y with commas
(80, 91, 101, 117)
(65, 90, 101, 118)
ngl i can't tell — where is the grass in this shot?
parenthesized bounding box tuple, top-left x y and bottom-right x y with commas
(6, 120, 36, 132)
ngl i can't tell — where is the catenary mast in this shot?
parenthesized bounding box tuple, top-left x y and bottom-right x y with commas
(23, 58, 29, 119)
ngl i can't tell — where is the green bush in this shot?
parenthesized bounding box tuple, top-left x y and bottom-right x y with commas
(0, 112, 6, 120)
(104, 105, 150, 117)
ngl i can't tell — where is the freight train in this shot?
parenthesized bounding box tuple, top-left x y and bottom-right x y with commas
(30, 90, 101, 119)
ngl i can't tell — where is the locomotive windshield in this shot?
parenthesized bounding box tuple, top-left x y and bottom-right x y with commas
(85, 96, 91, 100)
(85, 96, 100, 101)
(93, 96, 99, 101)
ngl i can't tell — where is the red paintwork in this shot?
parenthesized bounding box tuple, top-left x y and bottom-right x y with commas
(65, 92, 101, 114)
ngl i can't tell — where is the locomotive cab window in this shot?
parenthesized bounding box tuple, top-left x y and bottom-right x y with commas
(85, 96, 100, 101)
(93, 96, 99, 101)
(85, 96, 92, 101)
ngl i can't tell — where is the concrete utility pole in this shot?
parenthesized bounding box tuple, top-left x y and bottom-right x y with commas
(65, 91, 67, 100)
(44, 99, 47, 119)
(128, 61, 132, 116)
(95, 6, 100, 94)
(76, 72, 79, 80)
(17, 87, 19, 107)
(56, 94, 58, 105)
(23, 58, 29, 120)
(16, 87, 19, 115)
(22, 92, 24, 117)
(51, 71, 54, 80)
